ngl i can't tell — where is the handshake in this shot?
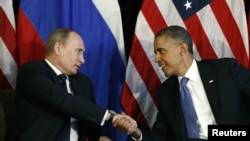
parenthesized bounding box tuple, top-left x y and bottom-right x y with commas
(107, 111, 142, 139)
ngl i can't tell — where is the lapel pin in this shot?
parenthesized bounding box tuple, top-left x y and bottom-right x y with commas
(209, 80, 213, 83)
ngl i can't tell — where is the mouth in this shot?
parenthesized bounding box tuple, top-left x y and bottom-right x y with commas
(160, 65, 166, 69)
(75, 65, 80, 69)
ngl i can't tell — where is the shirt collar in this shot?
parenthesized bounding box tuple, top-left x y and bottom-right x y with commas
(178, 59, 198, 82)
(45, 59, 62, 76)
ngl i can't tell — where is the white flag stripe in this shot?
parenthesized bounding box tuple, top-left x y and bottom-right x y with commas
(0, 38, 17, 88)
(0, 0, 17, 89)
(156, 0, 182, 25)
(93, 0, 126, 66)
(135, 11, 166, 82)
(122, 0, 249, 130)
(197, 5, 234, 58)
(0, 0, 15, 30)
(155, 0, 202, 60)
(226, 0, 249, 56)
(126, 57, 158, 127)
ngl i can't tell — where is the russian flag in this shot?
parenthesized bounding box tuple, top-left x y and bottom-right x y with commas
(17, 0, 127, 140)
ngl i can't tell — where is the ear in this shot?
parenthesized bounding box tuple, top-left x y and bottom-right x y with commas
(54, 41, 61, 55)
(180, 43, 188, 56)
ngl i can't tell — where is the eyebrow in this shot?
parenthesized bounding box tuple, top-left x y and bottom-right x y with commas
(154, 48, 165, 54)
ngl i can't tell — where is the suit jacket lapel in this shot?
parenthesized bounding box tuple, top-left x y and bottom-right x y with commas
(165, 77, 187, 140)
(43, 61, 61, 84)
(68, 75, 86, 97)
(43, 61, 78, 96)
(197, 61, 220, 121)
(166, 61, 221, 139)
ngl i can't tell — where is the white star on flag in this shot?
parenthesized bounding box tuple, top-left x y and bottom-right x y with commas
(184, 0, 192, 10)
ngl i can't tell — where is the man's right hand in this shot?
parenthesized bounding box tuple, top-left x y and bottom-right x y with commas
(112, 113, 142, 139)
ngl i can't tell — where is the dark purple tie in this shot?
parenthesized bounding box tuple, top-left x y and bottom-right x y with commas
(58, 74, 70, 141)
(59, 74, 68, 93)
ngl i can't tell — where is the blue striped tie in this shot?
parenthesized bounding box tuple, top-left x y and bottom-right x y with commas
(180, 77, 199, 138)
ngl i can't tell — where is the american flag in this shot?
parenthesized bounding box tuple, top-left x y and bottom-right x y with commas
(121, 0, 250, 131)
(0, 0, 17, 90)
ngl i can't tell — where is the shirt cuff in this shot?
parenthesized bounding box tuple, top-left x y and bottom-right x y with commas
(101, 110, 109, 126)
(131, 133, 142, 141)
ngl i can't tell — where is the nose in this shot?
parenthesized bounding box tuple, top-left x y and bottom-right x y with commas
(155, 53, 160, 63)
(79, 55, 85, 64)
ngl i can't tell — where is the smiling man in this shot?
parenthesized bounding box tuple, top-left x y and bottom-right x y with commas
(114, 25, 250, 141)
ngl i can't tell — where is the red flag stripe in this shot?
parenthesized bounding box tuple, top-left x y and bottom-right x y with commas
(185, 15, 218, 59)
(121, 82, 150, 130)
(226, 0, 249, 55)
(154, 0, 203, 60)
(17, 9, 45, 66)
(210, 0, 249, 68)
(0, 2, 17, 90)
(121, 0, 249, 130)
(0, 8, 17, 61)
(123, 55, 159, 127)
(123, 12, 165, 127)
(195, 5, 233, 59)
(141, 0, 167, 34)
(134, 13, 167, 82)
(130, 36, 161, 100)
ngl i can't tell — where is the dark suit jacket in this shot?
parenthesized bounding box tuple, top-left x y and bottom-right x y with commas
(15, 61, 108, 141)
(141, 58, 250, 141)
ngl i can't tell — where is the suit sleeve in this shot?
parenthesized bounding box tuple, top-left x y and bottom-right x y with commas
(228, 58, 250, 106)
(15, 61, 107, 125)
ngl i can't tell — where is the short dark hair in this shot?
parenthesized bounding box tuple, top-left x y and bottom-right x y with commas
(155, 25, 193, 54)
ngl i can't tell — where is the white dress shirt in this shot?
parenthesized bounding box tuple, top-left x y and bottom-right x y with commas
(45, 59, 108, 141)
(178, 59, 217, 139)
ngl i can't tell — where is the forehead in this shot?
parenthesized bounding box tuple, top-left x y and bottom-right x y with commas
(154, 36, 174, 48)
(68, 32, 82, 42)
(66, 33, 84, 48)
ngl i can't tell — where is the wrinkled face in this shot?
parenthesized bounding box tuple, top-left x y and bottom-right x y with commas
(58, 32, 85, 75)
(154, 35, 184, 77)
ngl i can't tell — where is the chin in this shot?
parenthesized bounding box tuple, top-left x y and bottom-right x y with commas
(71, 70, 77, 74)
(163, 71, 172, 77)
(164, 73, 170, 77)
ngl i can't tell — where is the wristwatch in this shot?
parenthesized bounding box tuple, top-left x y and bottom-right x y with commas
(108, 110, 116, 123)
